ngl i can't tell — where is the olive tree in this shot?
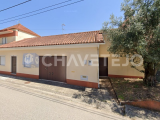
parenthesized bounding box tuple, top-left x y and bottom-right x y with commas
(102, 0, 160, 86)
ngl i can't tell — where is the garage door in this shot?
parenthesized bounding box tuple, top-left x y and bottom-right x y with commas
(99, 57, 108, 77)
(39, 56, 66, 82)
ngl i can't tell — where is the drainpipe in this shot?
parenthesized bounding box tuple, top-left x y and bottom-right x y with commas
(98, 45, 100, 88)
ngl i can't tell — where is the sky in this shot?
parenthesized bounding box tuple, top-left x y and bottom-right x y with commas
(0, 0, 124, 36)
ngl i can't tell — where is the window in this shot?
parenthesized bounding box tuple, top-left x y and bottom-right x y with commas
(0, 56, 5, 66)
(2, 37, 7, 44)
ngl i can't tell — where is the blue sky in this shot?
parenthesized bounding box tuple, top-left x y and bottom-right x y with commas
(0, 0, 124, 36)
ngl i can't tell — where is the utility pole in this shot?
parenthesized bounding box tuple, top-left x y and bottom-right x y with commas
(62, 24, 65, 34)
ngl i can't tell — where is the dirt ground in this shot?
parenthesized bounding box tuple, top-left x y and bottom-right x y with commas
(109, 78, 160, 102)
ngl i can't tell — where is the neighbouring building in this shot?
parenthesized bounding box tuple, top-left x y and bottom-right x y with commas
(0, 24, 144, 88)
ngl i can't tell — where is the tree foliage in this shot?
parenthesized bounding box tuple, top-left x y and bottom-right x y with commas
(102, 0, 160, 86)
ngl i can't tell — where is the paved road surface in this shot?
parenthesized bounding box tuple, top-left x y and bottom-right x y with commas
(0, 84, 129, 120)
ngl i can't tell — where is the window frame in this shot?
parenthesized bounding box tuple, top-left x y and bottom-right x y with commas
(2, 37, 7, 44)
(0, 56, 5, 66)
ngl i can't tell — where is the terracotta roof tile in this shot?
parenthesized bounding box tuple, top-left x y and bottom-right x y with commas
(0, 31, 104, 48)
(2, 24, 40, 37)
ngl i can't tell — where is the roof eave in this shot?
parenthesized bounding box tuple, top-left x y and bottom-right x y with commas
(0, 30, 13, 35)
(0, 43, 105, 51)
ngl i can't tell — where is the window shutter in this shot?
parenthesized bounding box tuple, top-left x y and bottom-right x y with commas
(1, 56, 5, 65)
(2, 38, 7, 44)
(2, 38, 5, 44)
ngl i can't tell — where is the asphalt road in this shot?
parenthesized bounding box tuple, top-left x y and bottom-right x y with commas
(0, 84, 129, 120)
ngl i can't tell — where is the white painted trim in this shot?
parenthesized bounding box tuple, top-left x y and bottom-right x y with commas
(0, 43, 105, 51)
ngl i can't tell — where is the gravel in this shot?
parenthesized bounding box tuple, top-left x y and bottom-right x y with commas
(125, 105, 160, 120)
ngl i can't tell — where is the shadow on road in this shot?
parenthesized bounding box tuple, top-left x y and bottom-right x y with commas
(0, 74, 85, 91)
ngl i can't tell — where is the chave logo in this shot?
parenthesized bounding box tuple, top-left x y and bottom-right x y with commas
(23, 53, 39, 68)
(24, 54, 34, 64)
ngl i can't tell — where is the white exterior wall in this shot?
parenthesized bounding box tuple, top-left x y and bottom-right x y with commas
(16, 30, 36, 41)
(0, 46, 99, 83)
(99, 38, 144, 78)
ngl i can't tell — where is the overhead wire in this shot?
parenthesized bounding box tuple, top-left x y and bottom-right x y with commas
(0, 0, 32, 12)
(0, 0, 84, 24)
(0, 0, 72, 22)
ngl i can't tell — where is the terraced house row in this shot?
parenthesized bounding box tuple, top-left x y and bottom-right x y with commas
(0, 24, 143, 88)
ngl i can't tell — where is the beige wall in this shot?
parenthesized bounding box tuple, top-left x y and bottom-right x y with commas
(16, 30, 36, 41)
(0, 30, 36, 45)
(0, 47, 99, 83)
(0, 36, 16, 45)
(99, 38, 144, 77)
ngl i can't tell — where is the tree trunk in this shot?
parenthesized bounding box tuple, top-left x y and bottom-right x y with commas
(143, 63, 157, 87)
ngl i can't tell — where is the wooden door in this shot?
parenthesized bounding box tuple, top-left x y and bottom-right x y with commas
(39, 56, 48, 79)
(48, 57, 55, 80)
(11, 56, 17, 74)
(99, 58, 108, 77)
(53, 56, 66, 82)
(39, 56, 66, 82)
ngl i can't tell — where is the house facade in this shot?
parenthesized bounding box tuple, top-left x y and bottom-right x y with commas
(0, 24, 144, 88)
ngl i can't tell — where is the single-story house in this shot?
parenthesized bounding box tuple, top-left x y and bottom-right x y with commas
(0, 24, 144, 88)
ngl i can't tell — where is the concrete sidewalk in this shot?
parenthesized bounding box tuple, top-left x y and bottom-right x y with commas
(0, 74, 85, 97)
(0, 74, 123, 115)
(1, 74, 160, 120)
(0, 83, 129, 120)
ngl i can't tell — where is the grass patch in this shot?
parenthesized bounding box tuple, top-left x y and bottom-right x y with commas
(133, 85, 139, 88)
(118, 95, 125, 101)
(110, 78, 160, 102)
